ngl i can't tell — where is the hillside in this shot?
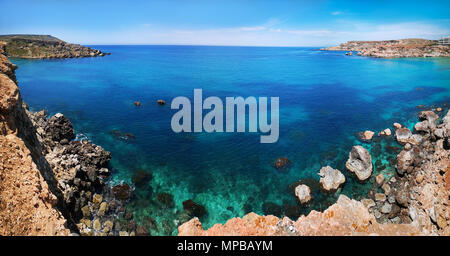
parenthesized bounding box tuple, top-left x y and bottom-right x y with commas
(0, 34, 110, 59)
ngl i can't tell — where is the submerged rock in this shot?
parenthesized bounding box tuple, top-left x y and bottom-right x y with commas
(318, 166, 345, 191)
(345, 146, 373, 181)
(111, 183, 133, 201)
(262, 202, 282, 216)
(183, 200, 207, 217)
(273, 157, 292, 172)
(156, 192, 175, 208)
(294, 184, 311, 204)
(131, 169, 152, 188)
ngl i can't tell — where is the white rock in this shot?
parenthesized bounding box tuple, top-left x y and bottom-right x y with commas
(318, 166, 346, 191)
(295, 184, 311, 204)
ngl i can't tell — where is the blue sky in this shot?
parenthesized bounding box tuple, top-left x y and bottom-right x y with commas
(0, 0, 449, 46)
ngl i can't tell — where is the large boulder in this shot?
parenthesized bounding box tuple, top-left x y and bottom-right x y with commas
(395, 127, 412, 144)
(345, 146, 372, 181)
(396, 149, 415, 175)
(45, 113, 75, 143)
(294, 184, 311, 204)
(318, 166, 346, 191)
(359, 130, 375, 141)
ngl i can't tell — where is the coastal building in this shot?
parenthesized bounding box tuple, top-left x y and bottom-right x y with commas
(438, 36, 449, 45)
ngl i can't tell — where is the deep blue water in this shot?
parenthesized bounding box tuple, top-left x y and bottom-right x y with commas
(12, 46, 450, 235)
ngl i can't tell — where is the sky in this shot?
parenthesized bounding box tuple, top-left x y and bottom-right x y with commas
(0, 0, 449, 46)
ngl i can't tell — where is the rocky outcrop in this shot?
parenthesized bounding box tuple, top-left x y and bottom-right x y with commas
(0, 34, 110, 59)
(318, 166, 345, 191)
(178, 195, 423, 236)
(322, 39, 450, 58)
(294, 184, 311, 204)
(345, 145, 373, 181)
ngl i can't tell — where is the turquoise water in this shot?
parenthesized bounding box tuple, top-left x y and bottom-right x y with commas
(12, 46, 450, 235)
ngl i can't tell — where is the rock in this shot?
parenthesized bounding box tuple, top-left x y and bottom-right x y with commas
(395, 127, 412, 144)
(361, 198, 376, 209)
(379, 128, 392, 136)
(345, 146, 373, 181)
(45, 113, 76, 143)
(396, 149, 415, 176)
(92, 193, 102, 206)
(134, 101, 141, 107)
(418, 111, 438, 124)
(294, 184, 311, 204)
(414, 121, 431, 133)
(131, 169, 152, 188)
(157, 99, 166, 105)
(262, 202, 282, 216)
(93, 218, 101, 230)
(404, 143, 412, 151)
(81, 205, 91, 218)
(104, 220, 114, 231)
(274, 157, 292, 171)
(415, 173, 424, 183)
(136, 225, 150, 236)
(360, 130, 375, 141)
(98, 202, 108, 216)
(380, 203, 392, 214)
(156, 192, 175, 208)
(119, 231, 129, 236)
(388, 204, 401, 219)
(80, 218, 92, 228)
(178, 195, 424, 236)
(381, 183, 391, 195)
(408, 134, 422, 145)
(111, 183, 133, 201)
(395, 190, 409, 207)
(183, 200, 207, 217)
(393, 123, 402, 129)
(318, 166, 345, 191)
(375, 174, 385, 186)
(375, 193, 386, 202)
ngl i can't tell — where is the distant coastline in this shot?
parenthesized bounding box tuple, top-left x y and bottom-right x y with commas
(322, 38, 450, 58)
(0, 34, 110, 59)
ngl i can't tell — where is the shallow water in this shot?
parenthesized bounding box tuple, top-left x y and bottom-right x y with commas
(12, 46, 450, 235)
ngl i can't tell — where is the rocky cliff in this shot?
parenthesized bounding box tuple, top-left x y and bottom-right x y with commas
(0, 41, 70, 235)
(322, 39, 450, 58)
(179, 108, 450, 236)
(0, 42, 136, 236)
(0, 34, 109, 59)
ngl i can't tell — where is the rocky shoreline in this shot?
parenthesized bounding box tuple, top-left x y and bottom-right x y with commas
(179, 108, 450, 236)
(0, 41, 141, 236)
(0, 35, 110, 59)
(322, 39, 450, 58)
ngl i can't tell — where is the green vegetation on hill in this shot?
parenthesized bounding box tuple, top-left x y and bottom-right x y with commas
(0, 34, 109, 59)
